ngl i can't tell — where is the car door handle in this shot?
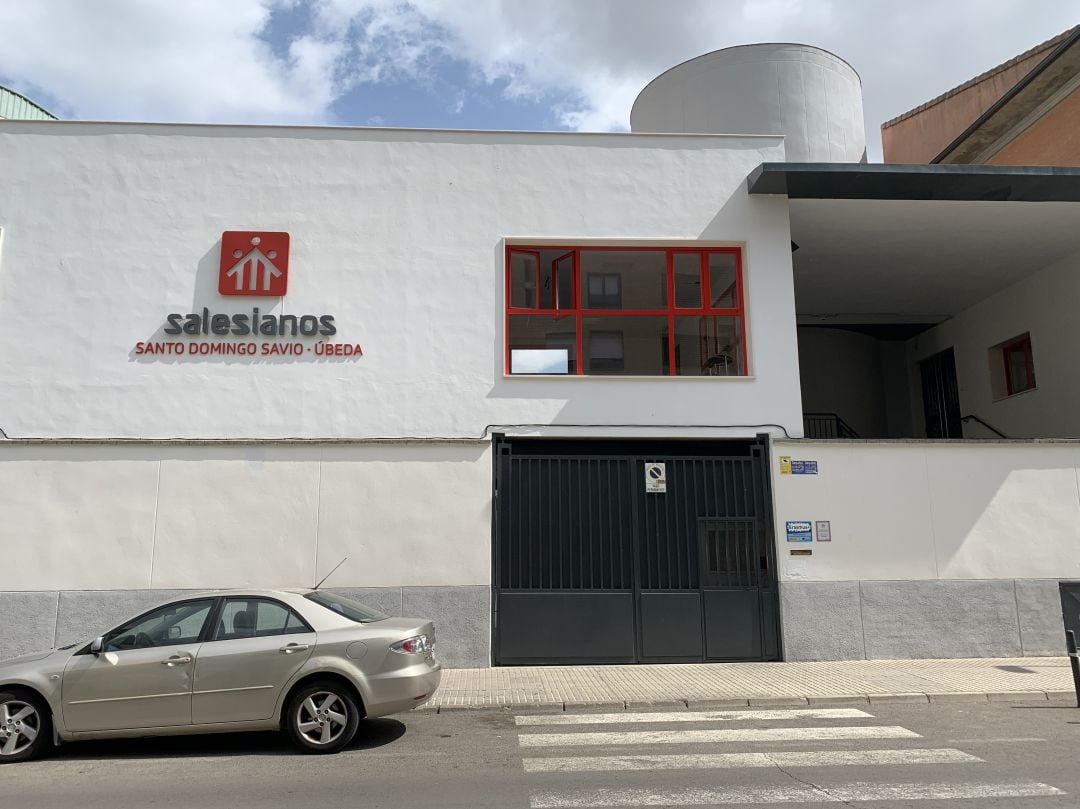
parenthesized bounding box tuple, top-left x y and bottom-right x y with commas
(161, 655, 192, 666)
(279, 643, 310, 654)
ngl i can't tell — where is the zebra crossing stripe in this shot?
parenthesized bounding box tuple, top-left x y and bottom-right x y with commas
(517, 725, 920, 747)
(522, 747, 981, 772)
(515, 708, 871, 726)
(529, 781, 1063, 807)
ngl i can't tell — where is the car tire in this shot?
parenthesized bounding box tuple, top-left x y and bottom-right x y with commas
(285, 681, 361, 755)
(0, 690, 52, 763)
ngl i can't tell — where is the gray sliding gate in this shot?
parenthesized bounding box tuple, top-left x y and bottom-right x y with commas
(493, 439, 780, 665)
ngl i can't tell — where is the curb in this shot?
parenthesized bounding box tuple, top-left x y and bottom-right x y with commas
(422, 689, 1072, 713)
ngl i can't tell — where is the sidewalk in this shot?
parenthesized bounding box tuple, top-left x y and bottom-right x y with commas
(426, 657, 1077, 711)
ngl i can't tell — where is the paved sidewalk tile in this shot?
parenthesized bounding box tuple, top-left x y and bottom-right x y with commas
(430, 657, 1072, 710)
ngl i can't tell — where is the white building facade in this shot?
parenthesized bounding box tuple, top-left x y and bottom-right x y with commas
(2, 45, 1079, 667)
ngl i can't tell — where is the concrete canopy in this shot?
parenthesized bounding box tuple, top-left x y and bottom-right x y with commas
(748, 163, 1080, 328)
(788, 197, 1080, 328)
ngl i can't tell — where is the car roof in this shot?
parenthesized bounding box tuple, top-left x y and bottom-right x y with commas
(174, 588, 314, 599)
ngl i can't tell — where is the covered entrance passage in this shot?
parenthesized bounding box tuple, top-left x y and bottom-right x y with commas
(492, 438, 780, 665)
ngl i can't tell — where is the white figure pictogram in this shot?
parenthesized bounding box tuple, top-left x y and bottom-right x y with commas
(224, 236, 283, 292)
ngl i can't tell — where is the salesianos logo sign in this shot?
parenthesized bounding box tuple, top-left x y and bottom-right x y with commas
(219, 231, 289, 296)
(133, 230, 362, 359)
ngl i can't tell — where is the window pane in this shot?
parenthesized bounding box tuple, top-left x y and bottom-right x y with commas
(1003, 338, 1034, 393)
(674, 315, 744, 376)
(673, 253, 702, 308)
(509, 251, 538, 308)
(509, 314, 577, 373)
(305, 591, 388, 623)
(555, 253, 574, 309)
(214, 598, 308, 640)
(708, 252, 738, 309)
(581, 250, 666, 309)
(539, 263, 555, 309)
(583, 316, 667, 375)
(106, 599, 214, 651)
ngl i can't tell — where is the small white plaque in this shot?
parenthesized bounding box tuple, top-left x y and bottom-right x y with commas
(644, 462, 667, 493)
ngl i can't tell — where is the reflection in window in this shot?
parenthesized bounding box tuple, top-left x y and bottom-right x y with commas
(506, 247, 745, 376)
(509, 251, 539, 309)
(508, 314, 576, 374)
(673, 253, 702, 308)
(582, 251, 666, 309)
(584, 316, 667, 375)
(586, 273, 622, 309)
(709, 252, 738, 309)
(674, 316, 743, 376)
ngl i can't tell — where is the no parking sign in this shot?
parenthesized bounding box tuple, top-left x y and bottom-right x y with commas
(644, 462, 667, 493)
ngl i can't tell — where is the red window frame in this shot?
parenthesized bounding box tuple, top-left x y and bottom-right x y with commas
(505, 245, 747, 376)
(1000, 333, 1035, 396)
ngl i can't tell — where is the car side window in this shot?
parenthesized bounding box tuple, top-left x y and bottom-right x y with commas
(105, 599, 215, 652)
(213, 598, 310, 641)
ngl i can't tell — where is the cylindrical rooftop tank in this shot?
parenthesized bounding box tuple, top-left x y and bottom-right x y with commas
(631, 43, 865, 163)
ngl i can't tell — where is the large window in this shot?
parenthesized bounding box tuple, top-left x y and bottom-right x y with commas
(506, 246, 747, 376)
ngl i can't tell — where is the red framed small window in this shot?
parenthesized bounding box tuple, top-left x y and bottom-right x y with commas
(505, 246, 748, 376)
(1000, 333, 1035, 396)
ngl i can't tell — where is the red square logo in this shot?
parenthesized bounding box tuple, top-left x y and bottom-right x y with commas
(219, 231, 290, 296)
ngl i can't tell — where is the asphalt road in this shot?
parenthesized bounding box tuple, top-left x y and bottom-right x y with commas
(3, 701, 1079, 808)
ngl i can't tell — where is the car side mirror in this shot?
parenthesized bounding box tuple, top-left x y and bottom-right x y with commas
(90, 637, 104, 655)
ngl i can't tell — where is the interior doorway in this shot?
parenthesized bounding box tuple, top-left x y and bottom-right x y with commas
(920, 348, 962, 438)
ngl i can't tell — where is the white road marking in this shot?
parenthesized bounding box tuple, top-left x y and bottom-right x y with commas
(529, 781, 1064, 807)
(515, 708, 872, 726)
(522, 747, 981, 772)
(946, 737, 1047, 743)
(517, 725, 921, 747)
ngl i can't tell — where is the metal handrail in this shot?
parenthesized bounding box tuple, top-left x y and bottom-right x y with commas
(802, 413, 859, 439)
(960, 414, 1007, 438)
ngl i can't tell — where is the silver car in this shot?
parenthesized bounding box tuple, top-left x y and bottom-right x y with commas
(0, 589, 441, 762)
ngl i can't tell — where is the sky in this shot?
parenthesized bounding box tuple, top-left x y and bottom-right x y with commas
(0, 1, 1076, 161)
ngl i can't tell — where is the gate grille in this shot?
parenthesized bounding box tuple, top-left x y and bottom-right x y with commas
(639, 458, 761, 590)
(493, 440, 778, 664)
(497, 454, 634, 590)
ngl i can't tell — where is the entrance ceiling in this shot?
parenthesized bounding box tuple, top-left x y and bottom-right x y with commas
(788, 198, 1080, 324)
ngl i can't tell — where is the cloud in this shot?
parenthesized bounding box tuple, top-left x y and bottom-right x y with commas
(1, 1, 1077, 159)
(0, 0, 338, 122)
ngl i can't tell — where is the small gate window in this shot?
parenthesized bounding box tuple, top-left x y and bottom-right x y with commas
(700, 520, 766, 587)
(506, 246, 747, 376)
(989, 333, 1036, 399)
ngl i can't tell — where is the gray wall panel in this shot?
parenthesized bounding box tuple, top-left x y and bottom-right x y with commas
(0, 591, 59, 659)
(780, 581, 865, 661)
(1015, 579, 1066, 655)
(55, 589, 194, 647)
(402, 586, 490, 668)
(861, 580, 1022, 659)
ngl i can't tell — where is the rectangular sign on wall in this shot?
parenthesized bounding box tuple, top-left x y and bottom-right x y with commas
(815, 520, 832, 541)
(786, 520, 812, 542)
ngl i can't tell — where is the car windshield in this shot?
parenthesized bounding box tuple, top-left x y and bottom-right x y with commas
(304, 591, 388, 623)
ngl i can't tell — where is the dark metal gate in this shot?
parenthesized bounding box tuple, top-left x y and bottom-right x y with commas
(493, 438, 780, 665)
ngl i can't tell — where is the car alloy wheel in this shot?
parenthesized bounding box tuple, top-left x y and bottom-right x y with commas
(294, 689, 356, 748)
(0, 694, 48, 762)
